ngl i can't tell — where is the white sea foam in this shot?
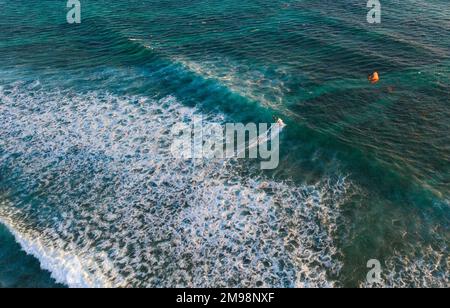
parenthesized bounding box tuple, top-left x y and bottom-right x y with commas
(0, 214, 115, 288)
(0, 82, 351, 287)
(173, 56, 291, 110)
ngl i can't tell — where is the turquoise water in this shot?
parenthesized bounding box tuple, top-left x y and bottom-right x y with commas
(0, 0, 448, 287)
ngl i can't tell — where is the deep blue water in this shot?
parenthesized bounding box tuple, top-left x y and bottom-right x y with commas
(0, 0, 448, 287)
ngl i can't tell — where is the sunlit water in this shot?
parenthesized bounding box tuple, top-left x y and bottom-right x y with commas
(0, 0, 448, 287)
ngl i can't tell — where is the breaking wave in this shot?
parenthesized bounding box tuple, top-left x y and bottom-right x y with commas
(0, 81, 353, 287)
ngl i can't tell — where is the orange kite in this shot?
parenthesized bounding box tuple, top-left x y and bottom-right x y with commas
(368, 72, 380, 84)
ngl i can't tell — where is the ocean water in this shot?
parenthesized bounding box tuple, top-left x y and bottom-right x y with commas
(0, 0, 448, 287)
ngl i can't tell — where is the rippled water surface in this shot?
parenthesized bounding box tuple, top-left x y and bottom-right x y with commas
(0, 0, 448, 287)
